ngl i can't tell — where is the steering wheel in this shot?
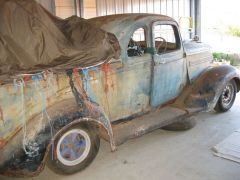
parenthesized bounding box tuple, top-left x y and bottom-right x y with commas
(155, 37, 167, 53)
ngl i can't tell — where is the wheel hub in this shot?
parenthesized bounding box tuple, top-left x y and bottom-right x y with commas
(221, 84, 234, 107)
(57, 129, 91, 166)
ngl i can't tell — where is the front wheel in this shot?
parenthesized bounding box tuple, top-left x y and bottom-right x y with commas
(214, 80, 237, 112)
(47, 124, 100, 175)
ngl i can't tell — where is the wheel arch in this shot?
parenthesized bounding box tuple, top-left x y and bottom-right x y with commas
(0, 98, 115, 177)
(42, 117, 113, 170)
(233, 77, 240, 92)
(177, 65, 240, 110)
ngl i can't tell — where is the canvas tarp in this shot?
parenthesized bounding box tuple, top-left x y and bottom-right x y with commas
(0, 0, 120, 80)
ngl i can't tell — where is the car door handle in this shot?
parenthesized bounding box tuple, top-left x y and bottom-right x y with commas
(154, 59, 165, 65)
(158, 59, 166, 64)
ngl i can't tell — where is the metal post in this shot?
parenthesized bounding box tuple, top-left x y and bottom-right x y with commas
(75, 0, 83, 17)
(96, 0, 99, 16)
(50, 0, 56, 15)
(194, 0, 201, 40)
(190, 0, 194, 39)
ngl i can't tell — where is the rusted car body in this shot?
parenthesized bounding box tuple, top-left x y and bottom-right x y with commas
(1, 11, 240, 178)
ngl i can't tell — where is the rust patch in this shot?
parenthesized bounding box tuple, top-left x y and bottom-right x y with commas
(23, 75, 31, 82)
(160, 98, 177, 109)
(0, 106, 4, 123)
(88, 70, 95, 78)
(0, 139, 6, 148)
(55, 73, 60, 89)
(73, 68, 87, 100)
(101, 63, 110, 93)
(73, 68, 94, 111)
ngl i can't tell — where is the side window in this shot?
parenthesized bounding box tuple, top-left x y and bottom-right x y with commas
(153, 24, 180, 54)
(127, 28, 147, 57)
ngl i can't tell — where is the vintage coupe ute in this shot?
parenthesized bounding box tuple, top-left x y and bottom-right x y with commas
(0, 0, 240, 178)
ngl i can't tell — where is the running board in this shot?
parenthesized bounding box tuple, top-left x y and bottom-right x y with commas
(112, 106, 188, 146)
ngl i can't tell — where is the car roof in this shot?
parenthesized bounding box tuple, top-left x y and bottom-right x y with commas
(88, 13, 175, 34)
(88, 14, 176, 54)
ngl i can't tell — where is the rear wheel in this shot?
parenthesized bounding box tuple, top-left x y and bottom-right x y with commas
(214, 80, 237, 112)
(47, 125, 100, 175)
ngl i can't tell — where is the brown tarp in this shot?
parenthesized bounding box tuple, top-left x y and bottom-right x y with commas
(0, 0, 120, 80)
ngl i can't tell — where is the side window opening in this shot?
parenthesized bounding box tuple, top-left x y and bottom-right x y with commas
(127, 28, 147, 57)
(154, 24, 180, 54)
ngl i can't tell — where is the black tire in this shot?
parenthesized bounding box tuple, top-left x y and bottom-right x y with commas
(47, 124, 100, 175)
(214, 80, 237, 113)
(162, 117, 196, 131)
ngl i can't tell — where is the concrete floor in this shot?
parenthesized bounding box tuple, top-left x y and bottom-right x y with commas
(2, 95, 240, 180)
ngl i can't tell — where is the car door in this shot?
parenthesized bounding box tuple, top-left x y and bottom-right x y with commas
(150, 22, 188, 107)
(89, 27, 152, 121)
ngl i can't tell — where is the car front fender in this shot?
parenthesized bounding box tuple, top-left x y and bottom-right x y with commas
(176, 64, 240, 111)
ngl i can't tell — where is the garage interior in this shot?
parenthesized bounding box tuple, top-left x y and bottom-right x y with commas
(0, 0, 240, 180)
(37, 0, 201, 39)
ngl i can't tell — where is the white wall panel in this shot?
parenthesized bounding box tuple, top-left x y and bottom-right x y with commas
(147, 0, 154, 13)
(173, 0, 179, 20)
(115, 0, 124, 14)
(123, 0, 132, 13)
(131, 0, 139, 13)
(96, 0, 190, 21)
(141, 0, 147, 13)
(160, 0, 167, 15)
(106, 0, 116, 15)
(153, 0, 161, 14)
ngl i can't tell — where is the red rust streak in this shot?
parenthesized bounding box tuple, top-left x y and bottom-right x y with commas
(101, 63, 110, 93)
(23, 75, 31, 82)
(0, 139, 6, 148)
(73, 68, 93, 111)
(89, 70, 95, 78)
(0, 106, 4, 123)
(73, 68, 87, 100)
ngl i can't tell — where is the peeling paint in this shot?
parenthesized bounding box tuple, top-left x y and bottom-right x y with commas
(101, 63, 110, 93)
(0, 106, 4, 125)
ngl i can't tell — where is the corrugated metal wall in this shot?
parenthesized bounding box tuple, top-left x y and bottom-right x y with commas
(96, 0, 190, 21)
(96, 0, 192, 39)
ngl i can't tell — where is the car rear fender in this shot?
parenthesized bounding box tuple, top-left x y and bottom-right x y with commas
(0, 97, 115, 178)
